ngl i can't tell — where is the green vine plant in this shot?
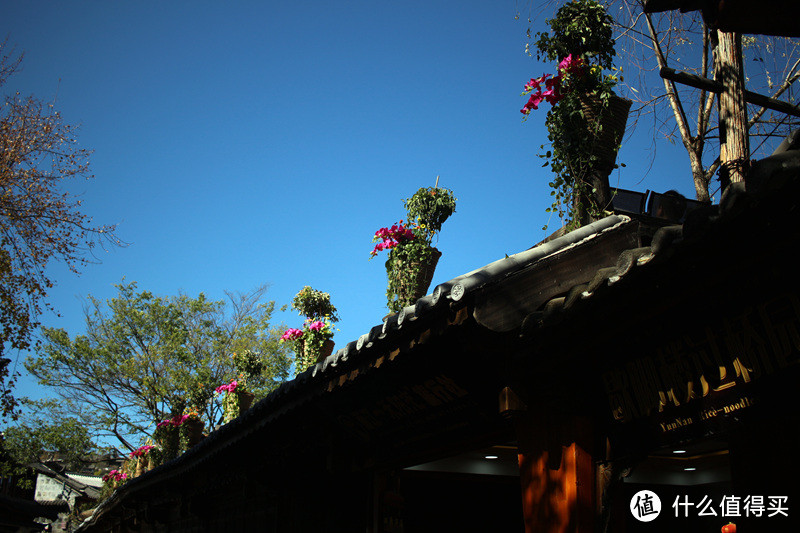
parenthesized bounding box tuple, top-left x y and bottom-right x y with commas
(221, 390, 244, 423)
(290, 286, 340, 322)
(153, 421, 179, 462)
(177, 408, 202, 451)
(384, 237, 440, 313)
(402, 186, 457, 244)
(521, 0, 628, 230)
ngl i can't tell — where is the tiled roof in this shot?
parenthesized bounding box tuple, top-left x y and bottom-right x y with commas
(30, 462, 103, 500)
(67, 474, 104, 489)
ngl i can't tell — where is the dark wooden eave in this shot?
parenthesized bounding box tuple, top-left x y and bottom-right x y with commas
(643, 0, 800, 37)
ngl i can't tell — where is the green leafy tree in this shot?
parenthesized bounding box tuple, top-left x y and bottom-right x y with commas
(1, 400, 97, 489)
(25, 281, 291, 452)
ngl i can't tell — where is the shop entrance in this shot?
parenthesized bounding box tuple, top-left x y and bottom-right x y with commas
(396, 444, 524, 533)
(618, 437, 733, 531)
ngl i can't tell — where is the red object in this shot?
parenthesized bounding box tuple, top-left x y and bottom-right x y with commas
(721, 523, 736, 533)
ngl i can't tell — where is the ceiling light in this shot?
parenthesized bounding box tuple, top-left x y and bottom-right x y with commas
(673, 450, 686, 454)
(684, 467, 696, 471)
(484, 455, 498, 460)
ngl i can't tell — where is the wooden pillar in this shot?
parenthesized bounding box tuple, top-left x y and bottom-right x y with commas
(372, 470, 405, 533)
(714, 30, 750, 189)
(515, 413, 596, 533)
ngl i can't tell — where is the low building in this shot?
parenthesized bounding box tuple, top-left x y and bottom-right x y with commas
(80, 141, 800, 532)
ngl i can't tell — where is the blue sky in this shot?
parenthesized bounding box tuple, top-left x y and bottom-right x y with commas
(4, 1, 706, 402)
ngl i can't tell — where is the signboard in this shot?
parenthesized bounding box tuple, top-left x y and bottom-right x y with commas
(601, 293, 800, 430)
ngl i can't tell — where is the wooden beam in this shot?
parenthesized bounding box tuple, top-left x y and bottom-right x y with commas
(660, 67, 800, 118)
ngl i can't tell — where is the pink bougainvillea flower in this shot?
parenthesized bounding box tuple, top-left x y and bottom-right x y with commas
(521, 92, 545, 114)
(308, 321, 324, 331)
(214, 380, 239, 394)
(524, 74, 551, 92)
(543, 86, 562, 105)
(524, 79, 535, 91)
(371, 221, 416, 256)
(521, 68, 568, 112)
(280, 328, 304, 342)
(130, 445, 156, 458)
(102, 469, 128, 483)
(157, 414, 186, 428)
(521, 54, 589, 114)
(558, 54, 585, 76)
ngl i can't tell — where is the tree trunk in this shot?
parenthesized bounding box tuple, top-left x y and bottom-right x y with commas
(714, 31, 750, 189)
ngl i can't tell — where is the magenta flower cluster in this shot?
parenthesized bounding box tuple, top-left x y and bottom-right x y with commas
(102, 469, 128, 483)
(371, 220, 415, 257)
(521, 54, 585, 114)
(130, 445, 155, 458)
(156, 414, 193, 428)
(280, 328, 304, 342)
(307, 320, 324, 332)
(214, 380, 240, 394)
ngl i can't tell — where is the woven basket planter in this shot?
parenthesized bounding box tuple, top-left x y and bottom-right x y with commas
(237, 391, 255, 412)
(578, 94, 632, 169)
(390, 247, 442, 309)
(183, 418, 205, 447)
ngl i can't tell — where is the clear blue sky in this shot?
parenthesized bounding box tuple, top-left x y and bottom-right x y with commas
(5, 1, 707, 402)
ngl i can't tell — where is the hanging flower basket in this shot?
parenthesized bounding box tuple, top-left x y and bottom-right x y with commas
(372, 186, 456, 313)
(406, 246, 441, 302)
(237, 391, 255, 412)
(578, 93, 632, 169)
(317, 339, 335, 363)
(154, 419, 181, 462)
(389, 245, 442, 310)
(182, 418, 205, 447)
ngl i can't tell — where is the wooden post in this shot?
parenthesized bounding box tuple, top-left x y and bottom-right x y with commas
(515, 414, 596, 533)
(714, 30, 750, 188)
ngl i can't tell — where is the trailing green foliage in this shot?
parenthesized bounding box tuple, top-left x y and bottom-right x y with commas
(290, 286, 340, 323)
(527, 0, 626, 229)
(534, 0, 615, 69)
(402, 187, 457, 244)
(385, 238, 439, 313)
